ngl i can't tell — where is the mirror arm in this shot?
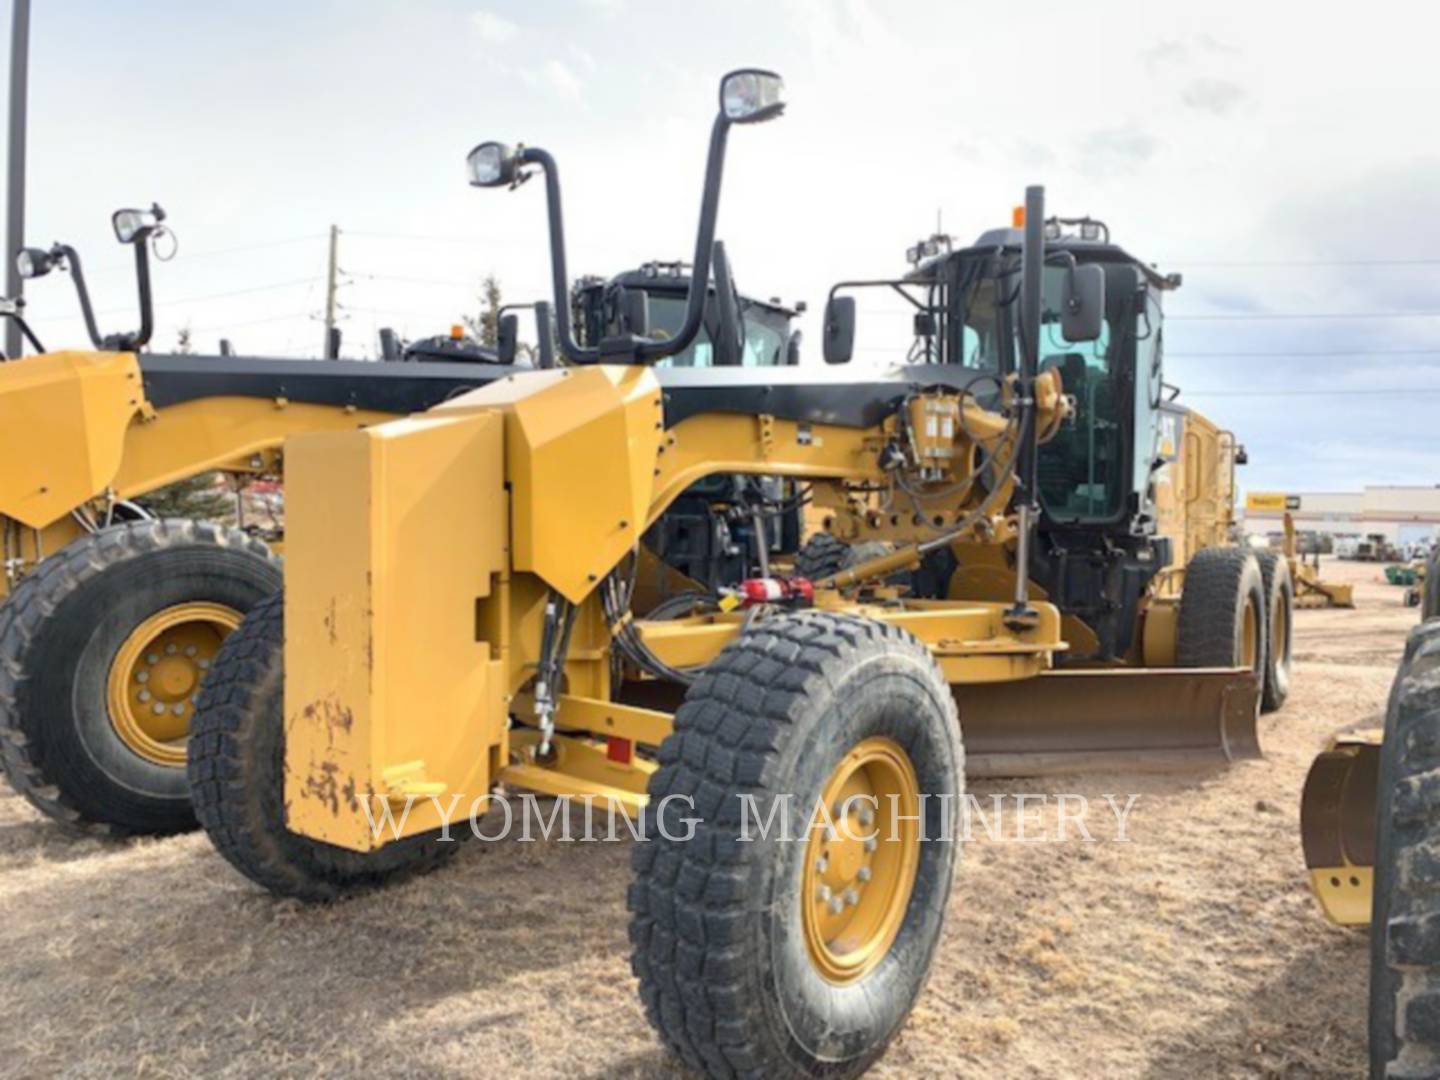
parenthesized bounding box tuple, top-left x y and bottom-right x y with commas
(53, 244, 105, 349)
(534, 300, 556, 369)
(636, 113, 730, 362)
(1005, 184, 1046, 628)
(518, 145, 599, 365)
(130, 237, 155, 349)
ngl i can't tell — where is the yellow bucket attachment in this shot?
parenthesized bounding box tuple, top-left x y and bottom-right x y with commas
(958, 667, 1262, 777)
(1300, 727, 1380, 926)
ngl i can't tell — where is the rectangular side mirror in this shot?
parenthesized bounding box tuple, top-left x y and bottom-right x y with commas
(1061, 264, 1105, 343)
(497, 312, 519, 363)
(823, 295, 855, 364)
(618, 288, 650, 337)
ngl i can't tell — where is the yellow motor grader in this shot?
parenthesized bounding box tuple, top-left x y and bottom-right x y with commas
(0, 210, 806, 838)
(182, 70, 1283, 1078)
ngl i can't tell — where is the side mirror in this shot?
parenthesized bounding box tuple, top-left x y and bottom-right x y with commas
(711, 240, 743, 366)
(720, 69, 786, 125)
(1060, 264, 1105, 343)
(112, 204, 165, 245)
(786, 329, 803, 366)
(497, 312, 519, 363)
(617, 288, 649, 337)
(823, 295, 856, 364)
(467, 142, 520, 188)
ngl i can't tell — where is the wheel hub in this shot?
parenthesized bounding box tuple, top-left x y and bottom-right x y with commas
(802, 736, 920, 984)
(106, 602, 242, 766)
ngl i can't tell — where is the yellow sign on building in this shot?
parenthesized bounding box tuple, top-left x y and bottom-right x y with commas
(1246, 492, 1300, 512)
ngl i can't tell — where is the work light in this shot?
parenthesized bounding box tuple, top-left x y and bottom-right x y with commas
(15, 247, 54, 280)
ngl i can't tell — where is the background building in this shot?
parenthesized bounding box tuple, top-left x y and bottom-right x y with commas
(1242, 485, 1440, 555)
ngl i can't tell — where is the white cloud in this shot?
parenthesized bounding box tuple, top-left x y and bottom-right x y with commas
(541, 59, 583, 100)
(1180, 78, 1247, 116)
(470, 10, 518, 43)
(580, 0, 625, 15)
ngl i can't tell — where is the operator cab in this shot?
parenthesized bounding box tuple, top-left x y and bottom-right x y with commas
(893, 216, 1180, 538)
(825, 213, 1183, 659)
(573, 259, 801, 368)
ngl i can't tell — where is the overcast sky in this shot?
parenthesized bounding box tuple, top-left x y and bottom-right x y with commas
(4, 0, 1439, 495)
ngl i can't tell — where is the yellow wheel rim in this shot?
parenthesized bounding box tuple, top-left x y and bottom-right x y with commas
(802, 736, 921, 985)
(1242, 597, 1260, 671)
(1271, 593, 1288, 666)
(106, 602, 242, 766)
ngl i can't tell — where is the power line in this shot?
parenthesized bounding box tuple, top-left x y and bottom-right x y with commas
(26, 276, 320, 322)
(191, 310, 315, 333)
(349, 270, 479, 288)
(1163, 257, 1440, 268)
(1170, 348, 1440, 358)
(1170, 311, 1440, 321)
(1184, 387, 1440, 398)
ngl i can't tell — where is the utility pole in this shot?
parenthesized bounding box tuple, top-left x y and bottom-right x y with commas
(5, 0, 32, 360)
(322, 223, 340, 358)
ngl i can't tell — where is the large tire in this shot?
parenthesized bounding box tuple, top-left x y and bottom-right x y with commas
(0, 519, 280, 835)
(1255, 550, 1294, 712)
(187, 593, 459, 901)
(1370, 620, 1440, 1078)
(794, 533, 851, 579)
(795, 534, 899, 585)
(1177, 547, 1268, 683)
(629, 612, 962, 1078)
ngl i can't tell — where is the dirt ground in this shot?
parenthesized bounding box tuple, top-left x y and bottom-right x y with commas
(0, 558, 1412, 1078)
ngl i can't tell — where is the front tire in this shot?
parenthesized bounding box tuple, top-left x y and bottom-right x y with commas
(629, 612, 962, 1078)
(0, 519, 279, 834)
(187, 593, 459, 901)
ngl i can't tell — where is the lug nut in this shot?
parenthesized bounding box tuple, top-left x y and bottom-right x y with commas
(135, 671, 149, 684)
(827, 896, 844, 916)
(864, 837, 877, 853)
(138, 690, 151, 703)
(857, 866, 872, 883)
(844, 888, 860, 907)
(185, 646, 198, 657)
(815, 856, 829, 874)
(858, 808, 875, 829)
(151, 703, 166, 716)
(817, 884, 832, 902)
(146, 653, 160, 665)
(165, 643, 178, 655)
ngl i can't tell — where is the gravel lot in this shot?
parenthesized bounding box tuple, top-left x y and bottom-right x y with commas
(0, 558, 1405, 1078)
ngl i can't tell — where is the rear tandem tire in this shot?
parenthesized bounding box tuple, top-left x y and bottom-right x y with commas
(0, 519, 280, 835)
(187, 592, 459, 901)
(1176, 547, 1269, 684)
(1255, 550, 1294, 713)
(629, 611, 962, 1078)
(1369, 620, 1440, 1078)
(794, 533, 851, 580)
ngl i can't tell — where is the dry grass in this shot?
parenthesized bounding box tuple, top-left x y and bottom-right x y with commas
(0, 559, 1402, 1077)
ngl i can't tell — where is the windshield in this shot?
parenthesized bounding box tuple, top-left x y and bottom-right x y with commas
(647, 293, 791, 368)
(1035, 263, 1124, 522)
(955, 273, 1014, 372)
